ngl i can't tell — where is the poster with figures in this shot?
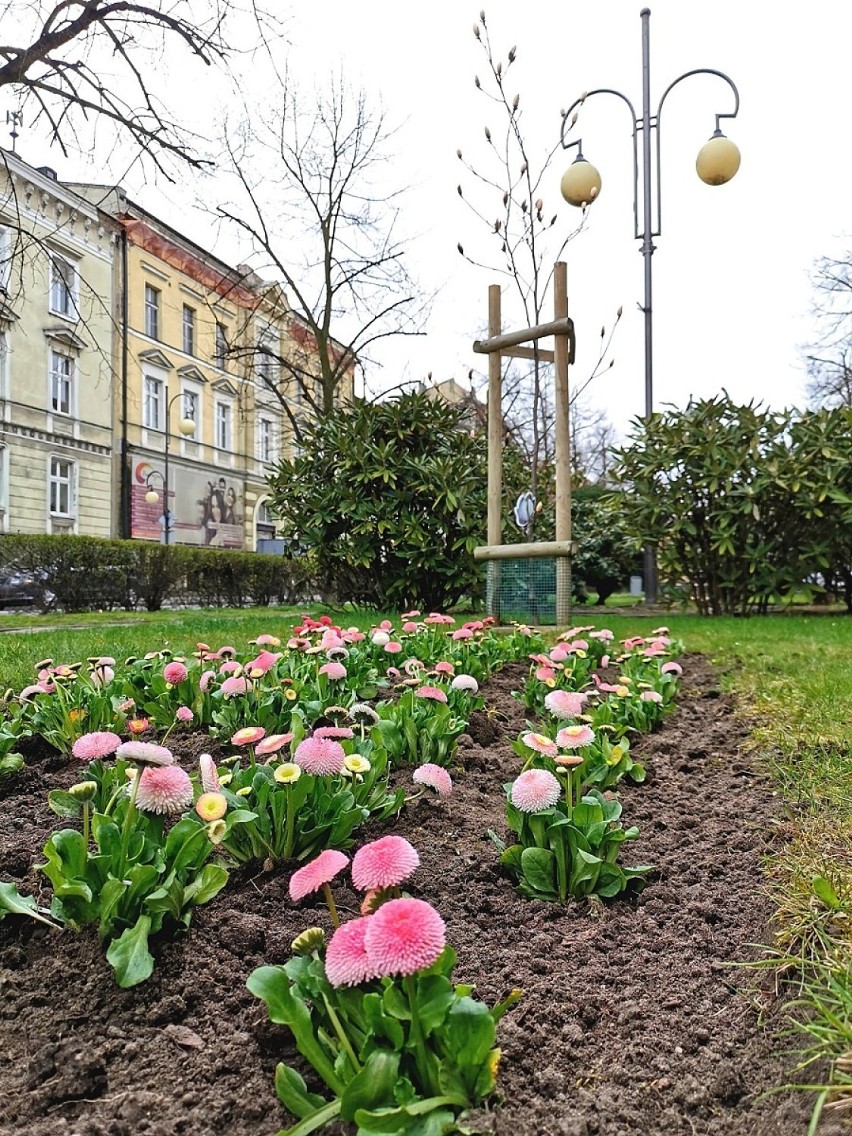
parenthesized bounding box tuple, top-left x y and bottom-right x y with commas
(130, 457, 244, 548)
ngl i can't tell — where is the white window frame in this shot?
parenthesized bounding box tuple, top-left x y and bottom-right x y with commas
(180, 381, 203, 454)
(48, 455, 76, 517)
(255, 322, 278, 385)
(49, 349, 74, 416)
(143, 374, 165, 431)
(215, 399, 232, 452)
(215, 322, 228, 369)
(144, 284, 160, 340)
(49, 254, 78, 319)
(0, 444, 7, 528)
(182, 304, 195, 356)
(257, 414, 277, 463)
(0, 226, 10, 293)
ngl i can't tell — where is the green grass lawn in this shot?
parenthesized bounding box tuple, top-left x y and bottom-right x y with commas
(2, 605, 850, 1117)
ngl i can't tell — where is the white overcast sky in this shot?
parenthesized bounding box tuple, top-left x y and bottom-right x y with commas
(15, 0, 852, 438)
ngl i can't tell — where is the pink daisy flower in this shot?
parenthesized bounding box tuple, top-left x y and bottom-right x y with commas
(136, 765, 193, 814)
(196, 792, 227, 822)
(383, 642, 403, 654)
(415, 685, 448, 703)
(163, 661, 188, 686)
(535, 666, 558, 683)
(510, 768, 561, 812)
(199, 753, 221, 793)
(176, 706, 194, 723)
(199, 669, 217, 693)
(325, 918, 376, 988)
(412, 763, 453, 798)
(351, 835, 420, 891)
(71, 731, 122, 761)
(451, 627, 474, 641)
(116, 740, 174, 766)
(590, 628, 615, 641)
(544, 690, 588, 719)
(450, 674, 479, 693)
(401, 610, 421, 620)
(221, 676, 249, 698)
(231, 726, 266, 747)
(549, 645, 569, 663)
(127, 718, 149, 735)
(661, 662, 683, 676)
(363, 897, 446, 978)
(401, 621, 419, 633)
(294, 736, 346, 776)
(641, 690, 664, 703)
(556, 724, 596, 749)
(253, 634, 281, 647)
(521, 731, 559, 758)
(319, 662, 347, 681)
(371, 631, 390, 647)
(289, 849, 349, 902)
(219, 660, 242, 676)
(433, 661, 455, 676)
(255, 733, 293, 757)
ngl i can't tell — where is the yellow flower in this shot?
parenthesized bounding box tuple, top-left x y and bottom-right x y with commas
(236, 785, 253, 797)
(273, 762, 302, 784)
(218, 772, 233, 787)
(68, 708, 86, 723)
(196, 792, 228, 822)
(544, 678, 556, 688)
(605, 745, 624, 767)
(284, 689, 298, 702)
(291, 927, 325, 954)
(617, 676, 633, 685)
(614, 685, 630, 697)
(574, 649, 587, 659)
(206, 819, 227, 844)
(344, 755, 371, 774)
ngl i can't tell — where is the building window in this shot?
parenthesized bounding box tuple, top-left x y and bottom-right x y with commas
(256, 325, 278, 384)
(144, 375, 164, 430)
(257, 416, 275, 463)
(183, 389, 199, 425)
(49, 456, 75, 516)
(215, 401, 232, 451)
(182, 304, 195, 355)
(0, 226, 10, 292)
(49, 350, 73, 415)
(49, 255, 77, 318)
(144, 284, 160, 339)
(215, 322, 228, 368)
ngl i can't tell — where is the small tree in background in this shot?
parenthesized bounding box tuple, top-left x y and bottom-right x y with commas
(612, 395, 804, 615)
(266, 391, 490, 611)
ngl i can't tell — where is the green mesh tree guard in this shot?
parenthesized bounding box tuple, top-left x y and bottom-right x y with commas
(485, 557, 572, 626)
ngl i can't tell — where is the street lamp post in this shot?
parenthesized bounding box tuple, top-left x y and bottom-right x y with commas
(559, 7, 741, 604)
(144, 388, 196, 545)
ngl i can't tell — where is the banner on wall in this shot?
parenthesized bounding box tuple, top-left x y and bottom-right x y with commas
(130, 457, 245, 548)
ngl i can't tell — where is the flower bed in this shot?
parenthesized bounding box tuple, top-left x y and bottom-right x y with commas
(0, 616, 820, 1135)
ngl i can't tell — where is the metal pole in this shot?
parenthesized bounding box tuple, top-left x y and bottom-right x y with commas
(640, 8, 658, 605)
(486, 285, 502, 621)
(164, 388, 171, 546)
(553, 262, 572, 626)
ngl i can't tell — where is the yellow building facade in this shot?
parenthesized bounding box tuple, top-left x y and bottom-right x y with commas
(71, 185, 304, 550)
(0, 156, 117, 537)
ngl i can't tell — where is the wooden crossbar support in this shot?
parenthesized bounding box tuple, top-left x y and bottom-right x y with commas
(474, 541, 578, 562)
(478, 261, 574, 627)
(473, 316, 575, 364)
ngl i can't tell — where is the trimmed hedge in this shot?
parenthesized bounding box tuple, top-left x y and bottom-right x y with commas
(0, 534, 317, 613)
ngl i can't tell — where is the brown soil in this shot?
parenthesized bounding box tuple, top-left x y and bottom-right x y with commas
(0, 657, 838, 1136)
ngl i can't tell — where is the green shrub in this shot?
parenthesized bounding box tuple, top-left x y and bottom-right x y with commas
(0, 534, 316, 613)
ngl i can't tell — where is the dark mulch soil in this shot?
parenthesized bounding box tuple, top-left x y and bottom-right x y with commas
(0, 657, 838, 1136)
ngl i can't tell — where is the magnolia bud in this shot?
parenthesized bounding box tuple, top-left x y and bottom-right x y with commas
(480, 9, 485, 21)
(521, 199, 528, 213)
(473, 23, 480, 38)
(534, 198, 543, 213)
(493, 219, 501, 232)
(456, 148, 462, 159)
(571, 111, 578, 127)
(457, 184, 463, 196)
(496, 61, 502, 77)
(512, 93, 519, 111)
(457, 243, 464, 255)
(502, 191, 508, 205)
(484, 125, 491, 141)
(474, 75, 481, 88)
(520, 161, 528, 174)
(601, 326, 605, 338)
(616, 305, 623, 319)
(508, 45, 516, 61)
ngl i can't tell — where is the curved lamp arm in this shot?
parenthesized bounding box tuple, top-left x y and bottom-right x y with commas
(561, 87, 641, 234)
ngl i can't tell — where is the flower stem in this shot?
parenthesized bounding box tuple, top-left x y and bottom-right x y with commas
(321, 992, 362, 1075)
(284, 786, 295, 859)
(117, 764, 143, 877)
(82, 801, 90, 849)
(404, 973, 439, 1097)
(322, 882, 340, 928)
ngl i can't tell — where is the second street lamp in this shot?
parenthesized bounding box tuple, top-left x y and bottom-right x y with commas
(143, 388, 196, 545)
(559, 6, 741, 604)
